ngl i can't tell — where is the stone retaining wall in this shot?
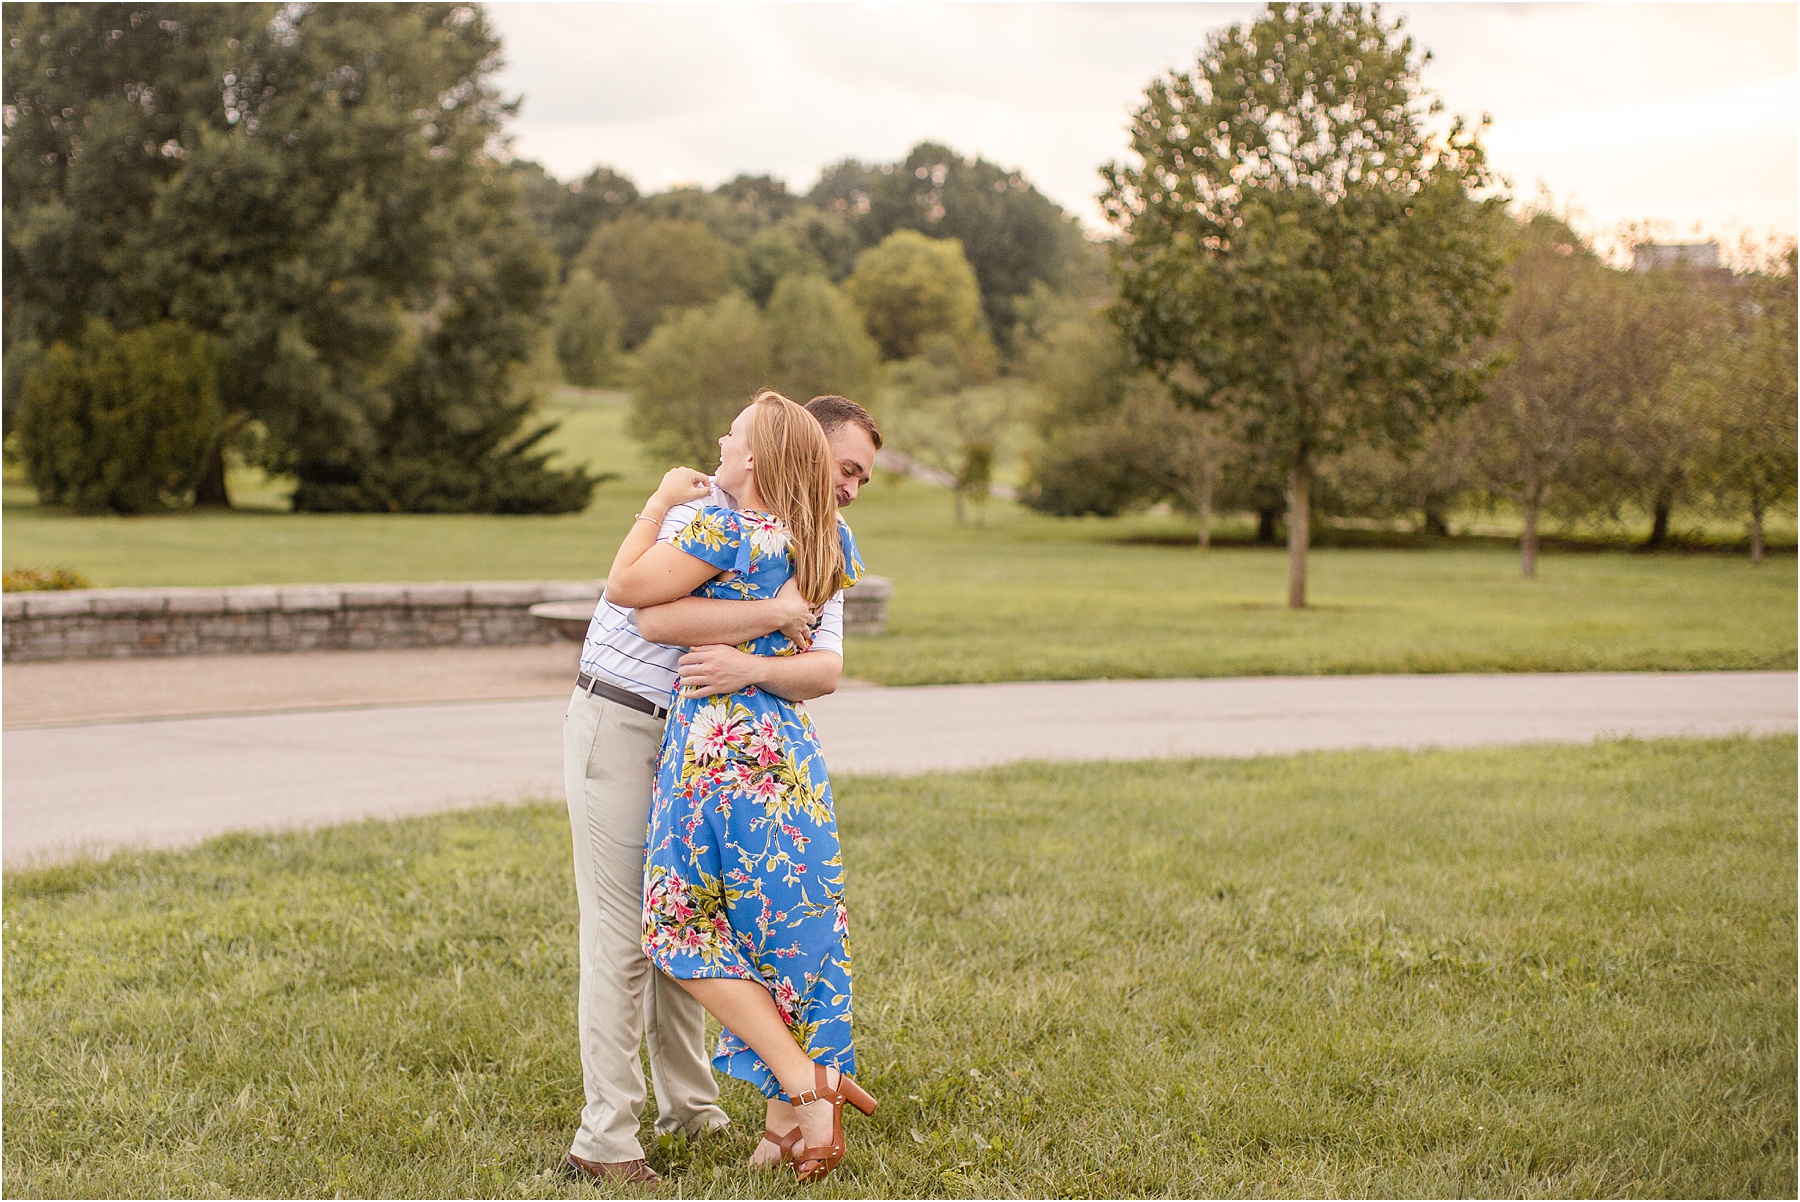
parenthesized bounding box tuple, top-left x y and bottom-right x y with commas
(2, 576, 895, 662)
(1, 581, 602, 663)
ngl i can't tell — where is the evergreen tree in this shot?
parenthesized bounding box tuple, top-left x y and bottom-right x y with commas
(3, 3, 590, 513)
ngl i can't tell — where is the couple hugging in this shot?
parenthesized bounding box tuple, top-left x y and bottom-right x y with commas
(561, 390, 883, 1187)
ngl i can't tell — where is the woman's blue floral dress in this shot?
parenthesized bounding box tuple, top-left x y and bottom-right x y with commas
(641, 506, 865, 1100)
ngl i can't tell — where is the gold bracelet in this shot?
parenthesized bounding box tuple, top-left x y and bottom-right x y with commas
(633, 513, 660, 525)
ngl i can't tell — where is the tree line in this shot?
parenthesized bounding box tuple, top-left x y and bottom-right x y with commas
(4, 1, 1793, 604)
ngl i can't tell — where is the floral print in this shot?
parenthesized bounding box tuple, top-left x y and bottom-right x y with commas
(642, 507, 864, 1100)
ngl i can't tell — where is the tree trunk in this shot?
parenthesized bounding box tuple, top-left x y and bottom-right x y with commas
(953, 489, 966, 525)
(193, 439, 231, 509)
(1422, 507, 1449, 537)
(1520, 493, 1541, 579)
(1198, 485, 1213, 550)
(1645, 498, 1671, 547)
(1286, 456, 1310, 609)
(1751, 502, 1765, 566)
(1256, 507, 1278, 545)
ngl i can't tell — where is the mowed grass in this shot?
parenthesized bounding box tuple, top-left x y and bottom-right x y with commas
(4, 737, 1794, 1197)
(4, 393, 1794, 683)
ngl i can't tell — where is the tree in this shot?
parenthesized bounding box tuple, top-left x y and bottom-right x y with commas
(887, 335, 1017, 524)
(1461, 216, 1655, 577)
(1691, 248, 1798, 564)
(811, 144, 1086, 351)
(1320, 423, 1470, 535)
(1101, 3, 1507, 607)
(845, 230, 993, 367)
(863, 144, 1087, 349)
(779, 208, 861, 283)
(764, 276, 878, 407)
(513, 160, 639, 272)
(629, 294, 769, 468)
(578, 216, 736, 348)
(552, 269, 623, 389)
(18, 318, 221, 513)
(1599, 261, 1736, 545)
(3, 2, 590, 513)
(1021, 310, 1243, 544)
(738, 226, 825, 308)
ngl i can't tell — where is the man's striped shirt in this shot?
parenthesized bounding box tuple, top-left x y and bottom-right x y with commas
(578, 488, 847, 707)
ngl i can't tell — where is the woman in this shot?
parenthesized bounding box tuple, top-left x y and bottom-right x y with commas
(604, 390, 877, 1184)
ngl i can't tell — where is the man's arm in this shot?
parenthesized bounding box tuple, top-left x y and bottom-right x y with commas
(676, 646, 842, 704)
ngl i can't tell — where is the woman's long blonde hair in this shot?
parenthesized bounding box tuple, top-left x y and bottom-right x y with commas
(746, 389, 844, 607)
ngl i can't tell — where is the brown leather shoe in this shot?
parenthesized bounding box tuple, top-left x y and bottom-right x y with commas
(563, 1153, 663, 1187)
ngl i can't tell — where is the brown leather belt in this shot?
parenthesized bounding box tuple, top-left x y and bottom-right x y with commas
(576, 672, 670, 720)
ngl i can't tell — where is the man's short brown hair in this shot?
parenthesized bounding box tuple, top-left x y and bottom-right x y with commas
(804, 395, 883, 451)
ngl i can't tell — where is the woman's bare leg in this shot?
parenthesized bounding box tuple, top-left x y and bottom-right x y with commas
(674, 978, 838, 1164)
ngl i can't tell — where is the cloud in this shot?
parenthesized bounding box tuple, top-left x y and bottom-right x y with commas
(485, 1, 1797, 242)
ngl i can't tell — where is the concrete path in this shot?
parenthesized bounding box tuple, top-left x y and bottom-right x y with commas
(4, 672, 1793, 867)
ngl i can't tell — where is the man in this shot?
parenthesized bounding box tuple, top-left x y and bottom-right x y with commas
(560, 394, 882, 1186)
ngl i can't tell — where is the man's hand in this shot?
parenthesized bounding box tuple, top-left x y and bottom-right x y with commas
(771, 578, 817, 652)
(676, 644, 768, 700)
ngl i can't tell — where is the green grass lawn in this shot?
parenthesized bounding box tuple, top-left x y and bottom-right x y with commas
(5, 392, 1795, 683)
(4, 737, 1794, 1197)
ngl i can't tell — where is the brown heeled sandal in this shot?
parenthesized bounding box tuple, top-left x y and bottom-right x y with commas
(791, 1063, 878, 1184)
(754, 1125, 802, 1168)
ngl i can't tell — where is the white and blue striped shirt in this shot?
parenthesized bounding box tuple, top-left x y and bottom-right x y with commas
(578, 488, 847, 707)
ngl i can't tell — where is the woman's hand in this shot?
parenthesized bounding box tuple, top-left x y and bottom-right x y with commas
(644, 468, 713, 521)
(771, 578, 817, 651)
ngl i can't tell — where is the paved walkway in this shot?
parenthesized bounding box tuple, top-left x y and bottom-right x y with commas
(4, 669, 1792, 867)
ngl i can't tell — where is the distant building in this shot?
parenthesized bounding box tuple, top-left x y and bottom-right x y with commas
(1633, 241, 1721, 273)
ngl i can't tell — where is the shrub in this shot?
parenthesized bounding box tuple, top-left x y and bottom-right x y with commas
(2, 566, 91, 592)
(17, 319, 221, 514)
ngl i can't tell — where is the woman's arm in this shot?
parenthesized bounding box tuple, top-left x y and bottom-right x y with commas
(635, 578, 818, 650)
(604, 468, 720, 609)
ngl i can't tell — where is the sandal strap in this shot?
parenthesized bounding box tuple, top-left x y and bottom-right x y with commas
(761, 1127, 803, 1159)
(792, 1063, 842, 1107)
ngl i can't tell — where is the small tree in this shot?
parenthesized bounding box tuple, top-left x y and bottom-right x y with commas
(1463, 216, 1645, 577)
(553, 269, 624, 388)
(888, 335, 1016, 524)
(1691, 250, 1799, 564)
(1102, 3, 1507, 606)
(765, 275, 879, 406)
(579, 216, 736, 348)
(630, 294, 769, 468)
(845, 230, 993, 366)
(18, 318, 221, 514)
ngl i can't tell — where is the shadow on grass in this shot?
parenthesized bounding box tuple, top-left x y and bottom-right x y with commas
(1118, 525, 1799, 555)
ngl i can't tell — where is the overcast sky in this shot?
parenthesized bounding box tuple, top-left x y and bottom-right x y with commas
(485, 2, 1798, 254)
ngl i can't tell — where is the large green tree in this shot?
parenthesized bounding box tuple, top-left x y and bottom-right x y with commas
(1101, 3, 1507, 606)
(3, 2, 590, 512)
(577, 215, 735, 348)
(812, 143, 1087, 350)
(845, 230, 991, 364)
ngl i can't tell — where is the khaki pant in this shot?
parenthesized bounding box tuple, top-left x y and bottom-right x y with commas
(563, 687, 727, 1163)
